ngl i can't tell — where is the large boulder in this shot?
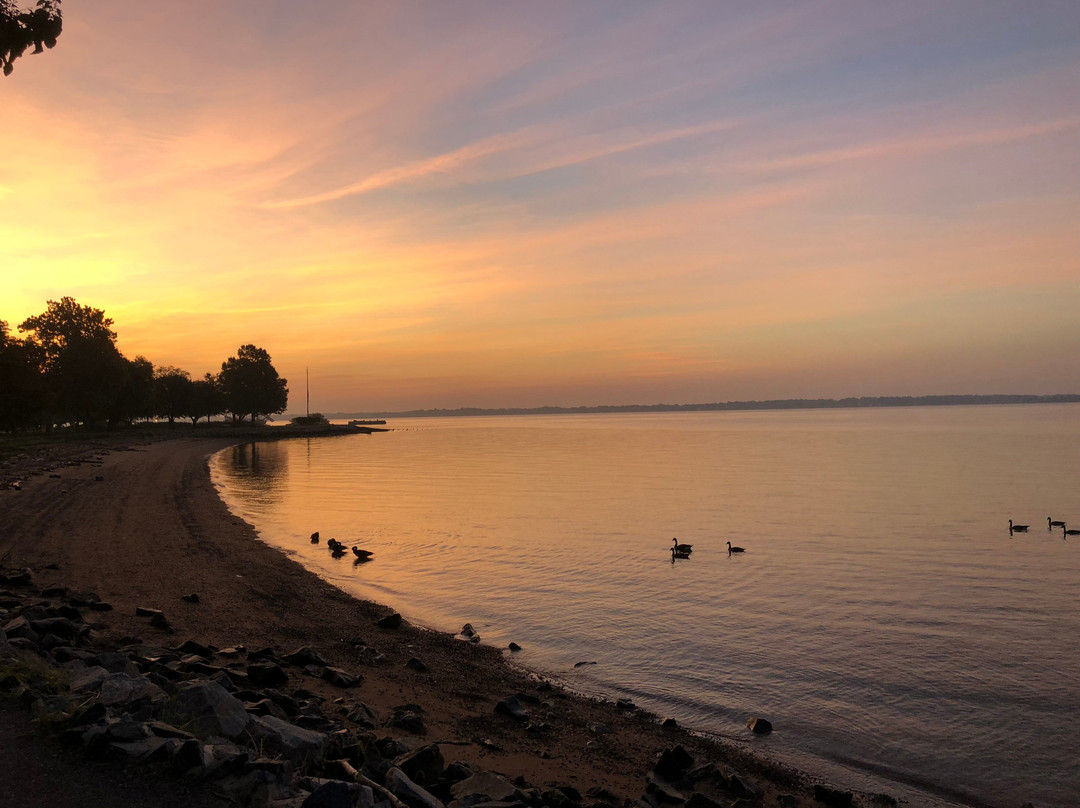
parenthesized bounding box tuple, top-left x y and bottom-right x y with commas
(171, 679, 251, 739)
(247, 714, 329, 765)
(99, 673, 166, 708)
(385, 767, 445, 808)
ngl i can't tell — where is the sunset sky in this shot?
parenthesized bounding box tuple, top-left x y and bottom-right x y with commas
(3, 2, 1078, 412)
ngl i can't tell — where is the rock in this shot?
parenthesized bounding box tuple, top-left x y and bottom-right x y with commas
(458, 624, 480, 643)
(507, 642, 521, 652)
(286, 646, 328, 667)
(247, 714, 329, 764)
(645, 773, 686, 804)
(0, 569, 32, 586)
(449, 771, 519, 802)
(29, 617, 81, 640)
(812, 785, 853, 807)
(573, 661, 596, 668)
(247, 659, 290, 687)
(345, 701, 378, 728)
(661, 718, 678, 729)
(302, 780, 361, 808)
(135, 606, 164, 618)
(390, 705, 426, 733)
(99, 673, 166, 707)
(406, 657, 428, 672)
(728, 774, 757, 800)
(394, 743, 445, 785)
(654, 745, 695, 779)
(746, 717, 772, 734)
(171, 679, 251, 739)
(69, 666, 111, 693)
(181, 593, 200, 603)
(385, 767, 445, 808)
(589, 722, 611, 735)
(176, 639, 214, 658)
(322, 666, 362, 688)
(377, 613, 402, 629)
(616, 698, 635, 710)
(684, 793, 726, 808)
(494, 695, 530, 722)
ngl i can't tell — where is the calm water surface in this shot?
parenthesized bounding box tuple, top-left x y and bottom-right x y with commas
(211, 405, 1080, 807)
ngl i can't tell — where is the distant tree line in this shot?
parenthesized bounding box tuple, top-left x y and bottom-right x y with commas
(0, 297, 288, 432)
(339, 394, 1080, 420)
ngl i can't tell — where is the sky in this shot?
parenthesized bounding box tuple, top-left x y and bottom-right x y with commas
(2, 1, 1078, 413)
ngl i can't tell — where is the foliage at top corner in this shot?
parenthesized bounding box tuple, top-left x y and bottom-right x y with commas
(1, 0, 62, 77)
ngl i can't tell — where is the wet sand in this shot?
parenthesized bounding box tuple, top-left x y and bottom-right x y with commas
(0, 434, 855, 807)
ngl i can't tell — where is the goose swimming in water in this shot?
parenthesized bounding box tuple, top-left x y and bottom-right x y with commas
(726, 541, 745, 554)
(352, 546, 374, 560)
(672, 538, 693, 554)
(310, 531, 320, 544)
(1009, 520, 1029, 534)
(1063, 524, 1080, 537)
(671, 547, 691, 561)
(327, 538, 347, 556)
(1049, 517, 1065, 529)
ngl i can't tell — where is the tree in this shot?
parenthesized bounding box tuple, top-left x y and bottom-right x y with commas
(154, 365, 192, 425)
(218, 345, 288, 423)
(18, 296, 116, 372)
(0, 319, 44, 431)
(1, 0, 62, 76)
(186, 373, 226, 425)
(18, 297, 122, 429)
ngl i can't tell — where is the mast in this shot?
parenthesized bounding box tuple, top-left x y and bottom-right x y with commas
(306, 367, 310, 417)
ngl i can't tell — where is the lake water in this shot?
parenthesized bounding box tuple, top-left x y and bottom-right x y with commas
(210, 405, 1080, 807)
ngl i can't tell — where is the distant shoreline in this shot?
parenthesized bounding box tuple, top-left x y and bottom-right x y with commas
(309, 393, 1080, 421)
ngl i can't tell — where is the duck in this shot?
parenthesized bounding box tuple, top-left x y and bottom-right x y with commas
(1048, 517, 1065, 529)
(310, 531, 320, 544)
(671, 547, 691, 561)
(672, 538, 693, 553)
(1009, 520, 1029, 534)
(726, 541, 745, 554)
(1063, 524, 1080, 537)
(351, 546, 374, 560)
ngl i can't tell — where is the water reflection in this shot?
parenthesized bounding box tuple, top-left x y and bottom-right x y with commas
(220, 442, 290, 506)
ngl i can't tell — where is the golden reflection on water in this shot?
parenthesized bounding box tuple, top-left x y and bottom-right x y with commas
(212, 406, 1080, 808)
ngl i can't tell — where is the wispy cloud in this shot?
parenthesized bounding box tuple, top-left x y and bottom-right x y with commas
(751, 117, 1080, 172)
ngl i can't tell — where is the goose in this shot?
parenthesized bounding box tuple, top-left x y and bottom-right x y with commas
(1063, 524, 1080, 537)
(310, 531, 320, 544)
(672, 538, 693, 553)
(671, 547, 691, 561)
(726, 541, 745, 554)
(1048, 517, 1065, 529)
(351, 546, 374, 560)
(1009, 520, 1029, 534)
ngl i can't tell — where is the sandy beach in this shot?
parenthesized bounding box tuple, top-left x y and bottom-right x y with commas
(0, 434, 881, 808)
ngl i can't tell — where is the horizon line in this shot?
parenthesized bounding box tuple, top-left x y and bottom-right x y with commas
(283, 393, 1080, 420)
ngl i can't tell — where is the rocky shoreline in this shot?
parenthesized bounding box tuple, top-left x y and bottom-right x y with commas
(0, 434, 902, 808)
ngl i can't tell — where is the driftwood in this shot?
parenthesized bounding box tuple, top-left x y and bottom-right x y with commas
(328, 759, 411, 808)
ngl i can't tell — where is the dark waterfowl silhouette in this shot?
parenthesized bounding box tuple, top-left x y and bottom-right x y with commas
(351, 546, 374, 561)
(1009, 520, 1029, 534)
(726, 541, 745, 554)
(672, 538, 693, 554)
(327, 538, 347, 556)
(1049, 517, 1065, 529)
(671, 547, 691, 561)
(310, 531, 320, 544)
(1063, 524, 1080, 537)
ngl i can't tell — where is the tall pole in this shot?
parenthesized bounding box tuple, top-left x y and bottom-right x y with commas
(306, 367, 310, 417)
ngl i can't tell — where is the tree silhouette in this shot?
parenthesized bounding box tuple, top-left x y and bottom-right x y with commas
(219, 344, 288, 423)
(1, 0, 62, 76)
